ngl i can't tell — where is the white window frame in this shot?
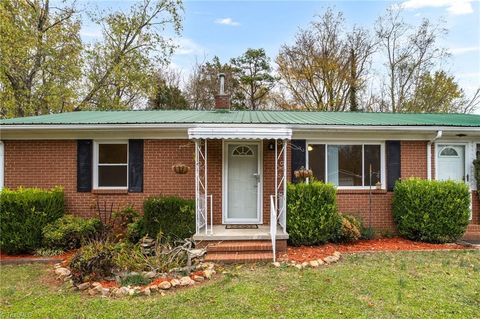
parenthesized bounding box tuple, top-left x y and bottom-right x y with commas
(306, 141, 386, 190)
(93, 140, 129, 190)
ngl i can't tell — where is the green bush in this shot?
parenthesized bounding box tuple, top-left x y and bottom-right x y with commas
(42, 215, 101, 250)
(473, 159, 480, 190)
(338, 214, 362, 243)
(287, 181, 342, 245)
(143, 196, 195, 241)
(393, 178, 471, 243)
(0, 187, 64, 254)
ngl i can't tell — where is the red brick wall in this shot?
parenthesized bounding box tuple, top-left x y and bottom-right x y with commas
(7, 139, 471, 233)
(4, 140, 198, 218)
(401, 141, 428, 179)
(472, 191, 479, 224)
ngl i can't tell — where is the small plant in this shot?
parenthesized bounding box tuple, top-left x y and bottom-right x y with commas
(120, 274, 151, 287)
(69, 240, 116, 283)
(338, 214, 362, 243)
(126, 219, 147, 243)
(34, 247, 64, 257)
(361, 226, 376, 240)
(42, 215, 101, 250)
(112, 206, 140, 241)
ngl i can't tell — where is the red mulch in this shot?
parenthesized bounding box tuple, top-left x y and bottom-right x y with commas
(98, 280, 119, 289)
(284, 238, 467, 263)
(0, 250, 76, 261)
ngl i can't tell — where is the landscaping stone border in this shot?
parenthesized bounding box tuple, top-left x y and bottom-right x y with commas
(53, 262, 217, 298)
(273, 251, 342, 269)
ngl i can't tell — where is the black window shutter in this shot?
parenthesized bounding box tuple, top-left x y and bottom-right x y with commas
(77, 140, 92, 192)
(386, 141, 401, 191)
(291, 139, 306, 183)
(128, 139, 144, 193)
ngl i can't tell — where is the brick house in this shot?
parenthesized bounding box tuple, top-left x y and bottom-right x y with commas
(1, 92, 479, 261)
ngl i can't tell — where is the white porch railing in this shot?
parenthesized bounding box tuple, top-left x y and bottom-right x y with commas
(196, 193, 213, 235)
(195, 139, 213, 235)
(270, 194, 277, 262)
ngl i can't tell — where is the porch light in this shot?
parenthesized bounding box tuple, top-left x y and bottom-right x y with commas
(307, 145, 313, 152)
(268, 141, 275, 150)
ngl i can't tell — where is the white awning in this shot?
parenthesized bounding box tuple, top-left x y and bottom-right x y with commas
(188, 127, 292, 140)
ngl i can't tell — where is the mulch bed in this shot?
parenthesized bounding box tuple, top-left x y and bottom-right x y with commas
(284, 238, 468, 263)
(0, 251, 76, 265)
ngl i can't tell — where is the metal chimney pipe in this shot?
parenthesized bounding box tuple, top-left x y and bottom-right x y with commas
(218, 73, 225, 95)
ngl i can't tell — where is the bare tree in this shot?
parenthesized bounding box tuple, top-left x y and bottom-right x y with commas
(375, 6, 448, 112)
(276, 9, 376, 111)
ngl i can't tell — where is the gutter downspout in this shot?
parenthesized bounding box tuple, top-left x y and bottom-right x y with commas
(427, 130, 442, 180)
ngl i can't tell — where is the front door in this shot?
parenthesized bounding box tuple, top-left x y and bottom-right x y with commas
(224, 142, 262, 223)
(437, 144, 466, 181)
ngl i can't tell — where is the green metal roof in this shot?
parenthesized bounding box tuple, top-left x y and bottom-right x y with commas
(1, 110, 480, 127)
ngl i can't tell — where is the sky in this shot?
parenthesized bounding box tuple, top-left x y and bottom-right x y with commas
(78, 0, 480, 102)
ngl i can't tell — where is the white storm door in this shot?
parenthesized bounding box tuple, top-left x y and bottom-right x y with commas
(437, 144, 466, 182)
(225, 143, 261, 223)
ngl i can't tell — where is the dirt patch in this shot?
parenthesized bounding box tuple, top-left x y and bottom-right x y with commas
(0, 251, 76, 262)
(284, 238, 467, 263)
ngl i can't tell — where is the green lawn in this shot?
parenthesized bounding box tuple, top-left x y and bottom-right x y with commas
(1, 250, 479, 319)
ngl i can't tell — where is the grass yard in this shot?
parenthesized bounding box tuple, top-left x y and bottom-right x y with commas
(1, 250, 479, 319)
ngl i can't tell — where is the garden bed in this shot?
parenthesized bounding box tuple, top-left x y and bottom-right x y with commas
(284, 237, 468, 263)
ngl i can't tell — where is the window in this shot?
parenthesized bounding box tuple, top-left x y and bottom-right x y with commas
(94, 142, 128, 188)
(307, 143, 383, 188)
(439, 147, 459, 157)
(232, 145, 254, 156)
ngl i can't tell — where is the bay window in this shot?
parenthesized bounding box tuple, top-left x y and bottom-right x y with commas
(307, 142, 384, 188)
(94, 141, 128, 188)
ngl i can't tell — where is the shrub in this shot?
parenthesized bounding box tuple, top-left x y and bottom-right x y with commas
(338, 214, 362, 243)
(393, 178, 470, 243)
(42, 215, 101, 250)
(143, 196, 195, 241)
(287, 181, 342, 245)
(0, 187, 64, 254)
(474, 159, 480, 190)
(69, 241, 116, 283)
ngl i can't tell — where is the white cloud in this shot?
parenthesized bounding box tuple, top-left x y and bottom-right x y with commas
(214, 17, 240, 26)
(401, 0, 474, 15)
(173, 38, 205, 56)
(450, 46, 480, 55)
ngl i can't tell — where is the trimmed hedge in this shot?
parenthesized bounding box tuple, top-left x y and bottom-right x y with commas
(142, 196, 195, 241)
(287, 181, 342, 246)
(393, 178, 470, 243)
(0, 187, 64, 254)
(42, 215, 101, 250)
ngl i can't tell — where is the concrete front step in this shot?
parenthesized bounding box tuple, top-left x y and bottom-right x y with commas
(206, 240, 273, 252)
(204, 251, 274, 263)
(466, 224, 480, 232)
(462, 232, 480, 241)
